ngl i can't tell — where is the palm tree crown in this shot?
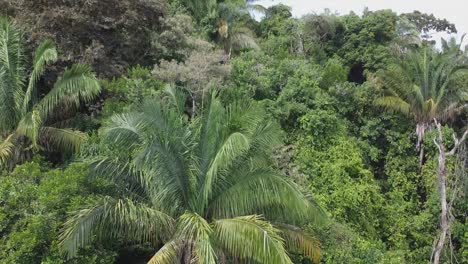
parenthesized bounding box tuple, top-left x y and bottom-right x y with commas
(0, 17, 101, 168)
(376, 44, 468, 148)
(60, 87, 322, 263)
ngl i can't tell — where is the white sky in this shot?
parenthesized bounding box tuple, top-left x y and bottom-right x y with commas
(256, 0, 467, 46)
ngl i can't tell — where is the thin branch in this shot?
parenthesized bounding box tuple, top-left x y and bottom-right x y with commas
(446, 129, 468, 156)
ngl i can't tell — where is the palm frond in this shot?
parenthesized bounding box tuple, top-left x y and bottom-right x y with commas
(16, 110, 42, 149)
(200, 131, 250, 208)
(0, 16, 25, 92)
(213, 215, 292, 264)
(175, 212, 217, 263)
(164, 85, 188, 116)
(60, 196, 175, 259)
(37, 64, 100, 118)
(209, 170, 323, 225)
(148, 240, 183, 264)
(0, 67, 21, 131)
(0, 134, 14, 165)
(278, 224, 321, 263)
(40, 126, 88, 153)
(197, 94, 225, 180)
(177, 212, 212, 241)
(23, 39, 58, 112)
(193, 239, 217, 264)
(231, 27, 259, 51)
(375, 96, 411, 117)
(103, 112, 145, 150)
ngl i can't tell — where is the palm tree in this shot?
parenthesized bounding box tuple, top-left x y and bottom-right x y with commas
(217, 1, 261, 59)
(0, 17, 101, 169)
(375, 45, 468, 165)
(59, 87, 323, 263)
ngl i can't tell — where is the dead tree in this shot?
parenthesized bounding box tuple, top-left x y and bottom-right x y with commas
(431, 119, 468, 264)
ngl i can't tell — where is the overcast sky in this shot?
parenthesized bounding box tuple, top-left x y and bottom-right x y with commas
(255, 0, 467, 46)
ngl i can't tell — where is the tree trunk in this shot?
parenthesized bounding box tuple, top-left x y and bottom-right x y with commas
(432, 119, 468, 264)
(191, 95, 197, 120)
(432, 134, 448, 264)
(416, 122, 428, 167)
(182, 243, 192, 264)
(419, 144, 425, 168)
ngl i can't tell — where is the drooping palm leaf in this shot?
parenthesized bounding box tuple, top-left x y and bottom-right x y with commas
(40, 127, 88, 152)
(277, 224, 321, 263)
(0, 134, 14, 165)
(37, 64, 100, 119)
(177, 212, 217, 263)
(23, 40, 58, 113)
(147, 239, 183, 264)
(0, 17, 25, 91)
(60, 196, 175, 259)
(16, 110, 42, 149)
(213, 215, 292, 264)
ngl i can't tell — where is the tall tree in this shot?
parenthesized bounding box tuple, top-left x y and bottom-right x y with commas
(217, 1, 261, 58)
(401, 11, 457, 43)
(375, 45, 468, 165)
(0, 0, 166, 77)
(59, 87, 323, 263)
(432, 120, 467, 264)
(0, 17, 101, 169)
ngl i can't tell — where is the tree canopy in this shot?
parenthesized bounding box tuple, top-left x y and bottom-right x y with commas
(0, 1, 467, 264)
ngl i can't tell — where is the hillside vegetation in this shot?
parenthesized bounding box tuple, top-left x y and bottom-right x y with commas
(0, 1, 466, 263)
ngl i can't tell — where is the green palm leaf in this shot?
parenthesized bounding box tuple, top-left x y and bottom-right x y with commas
(37, 64, 100, 118)
(16, 110, 42, 149)
(278, 224, 321, 263)
(40, 127, 88, 152)
(0, 16, 25, 90)
(177, 212, 217, 263)
(23, 39, 58, 112)
(60, 196, 175, 259)
(200, 131, 250, 208)
(213, 215, 292, 264)
(148, 239, 183, 264)
(0, 134, 14, 165)
(375, 96, 411, 116)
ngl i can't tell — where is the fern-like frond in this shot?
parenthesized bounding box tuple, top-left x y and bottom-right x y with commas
(103, 112, 145, 150)
(16, 110, 42, 150)
(23, 39, 58, 112)
(375, 96, 411, 117)
(40, 126, 88, 153)
(209, 170, 323, 225)
(0, 67, 21, 131)
(200, 131, 250, 209)
(164, 85, 188, 116)
(213, 215, 292, 264)
(60, 196, 175, 259)
(278, 224, 321, 263)
(193, 238, 217, 264)
(37, 64, 100, 119)
(0, 16, 25, 92)
(231, 27, 259, 51)
(148, 239, 183, 264)
(0, 133, 14, 165)
(178, 212, 213, 241)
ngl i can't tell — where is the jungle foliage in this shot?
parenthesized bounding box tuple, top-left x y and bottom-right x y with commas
(0, 1, 467, 264)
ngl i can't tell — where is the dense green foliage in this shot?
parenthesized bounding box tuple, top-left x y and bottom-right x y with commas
(0, 0, 467, 263)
